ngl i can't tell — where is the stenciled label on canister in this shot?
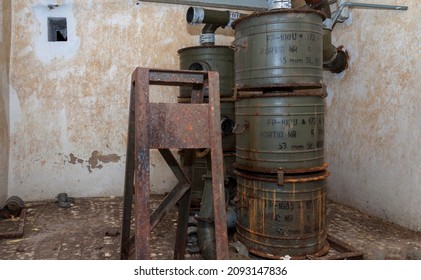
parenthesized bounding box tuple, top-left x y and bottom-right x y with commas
(258, 32, 322, 67)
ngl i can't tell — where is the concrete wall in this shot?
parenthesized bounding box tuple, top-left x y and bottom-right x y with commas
(7, 0, 421, 231)
(0, 0, 12, 206)
(324, 0, 421, 230)
(8, 0, 233, 201)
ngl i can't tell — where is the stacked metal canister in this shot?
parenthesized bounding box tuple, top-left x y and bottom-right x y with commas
(177, 39, 237, 209)
(231, 3, 330, 259)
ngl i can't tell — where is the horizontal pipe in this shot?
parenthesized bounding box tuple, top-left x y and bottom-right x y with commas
(187, 7, 242, 28)
(347, 3, 408, 10)
(187, 7, 244, 45)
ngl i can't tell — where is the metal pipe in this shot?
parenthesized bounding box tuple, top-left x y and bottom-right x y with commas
(330, 2, 408, 30)
(196, 176, 218, 260)
(347, 2, 408, 10)
(305, 0, 348, 73)
(187, 7, 243, 45)
(197, 176, 236, 259)
(187, 7, 242, 28)
(323, 47, 349, 73)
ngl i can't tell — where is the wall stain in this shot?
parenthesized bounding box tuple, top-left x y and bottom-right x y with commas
(68, 151, 121, 173)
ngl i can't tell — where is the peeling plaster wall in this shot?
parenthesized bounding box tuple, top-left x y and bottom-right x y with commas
(0, 0, 12, 206)
(324, 0, 421, 230)
(9, 0, 234, 201)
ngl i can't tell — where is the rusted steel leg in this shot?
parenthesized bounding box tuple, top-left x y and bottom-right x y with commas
(134, 67, 152, 259)
(120, 75, 137, 260)
(173, 185, 192, 260)
(151, 149, 192, 231)
(159, 149, 191, 184)
(151, 181, 190, 230)
(208, 71, 229, 260)
(170, 81, 206, 259)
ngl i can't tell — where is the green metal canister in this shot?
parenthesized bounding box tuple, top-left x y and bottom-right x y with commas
(178, 46, 234, 98)
(235, 169, 329, 258)
(235, 91, 325, 173)
(232, 10, 324, 90)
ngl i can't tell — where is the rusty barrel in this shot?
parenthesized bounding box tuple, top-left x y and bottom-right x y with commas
(232, 9, 324, 90)
(178, 45, 234, 98)
(235, 169, 329, 258)
(235, 90, 325, 173)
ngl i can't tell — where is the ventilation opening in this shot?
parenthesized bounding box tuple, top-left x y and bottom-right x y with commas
(48, 17, 67, 42)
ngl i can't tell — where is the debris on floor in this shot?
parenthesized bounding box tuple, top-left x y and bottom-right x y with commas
(1, 196, 421, 260)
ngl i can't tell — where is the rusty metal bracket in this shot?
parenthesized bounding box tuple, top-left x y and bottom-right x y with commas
(120, 67, 228, 260)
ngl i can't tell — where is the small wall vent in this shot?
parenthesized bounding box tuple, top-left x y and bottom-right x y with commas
(48, 17, 67, 42)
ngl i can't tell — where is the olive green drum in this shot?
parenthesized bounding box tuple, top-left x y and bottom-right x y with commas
(232, 10, 324, 90)
(235, 94, 325, 173)
(235, 169, 329, 258)
(178, 46, 234, 98)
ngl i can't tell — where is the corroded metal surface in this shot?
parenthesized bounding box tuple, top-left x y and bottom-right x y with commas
(235, 169, 329, 258)
(177, 98, 236, 151)
(149, 103, 211, 149)
(121, 67, 228, 260)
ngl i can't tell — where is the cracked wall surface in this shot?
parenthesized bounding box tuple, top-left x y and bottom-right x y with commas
(324, 0, 421, 231)
(8, 0, 234, 201)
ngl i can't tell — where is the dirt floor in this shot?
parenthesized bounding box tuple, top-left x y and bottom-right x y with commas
(1, 195, 421, 260)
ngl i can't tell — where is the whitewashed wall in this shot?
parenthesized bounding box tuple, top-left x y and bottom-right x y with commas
(0, 1, 12, 206)
(324, 0, 421, 231)
(8, 0, 234, 201)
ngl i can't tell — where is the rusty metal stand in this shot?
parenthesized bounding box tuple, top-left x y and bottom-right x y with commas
(120, 68, 228, 260)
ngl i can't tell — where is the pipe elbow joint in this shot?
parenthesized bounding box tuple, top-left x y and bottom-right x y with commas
(324, 47, 349, 73)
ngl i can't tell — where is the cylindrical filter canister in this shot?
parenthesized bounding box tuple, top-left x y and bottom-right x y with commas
(232, 10, 325, 90)
(235, 169, 329, 259)
(235, 91, 325, 173)
(178, 46, 234, 98)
